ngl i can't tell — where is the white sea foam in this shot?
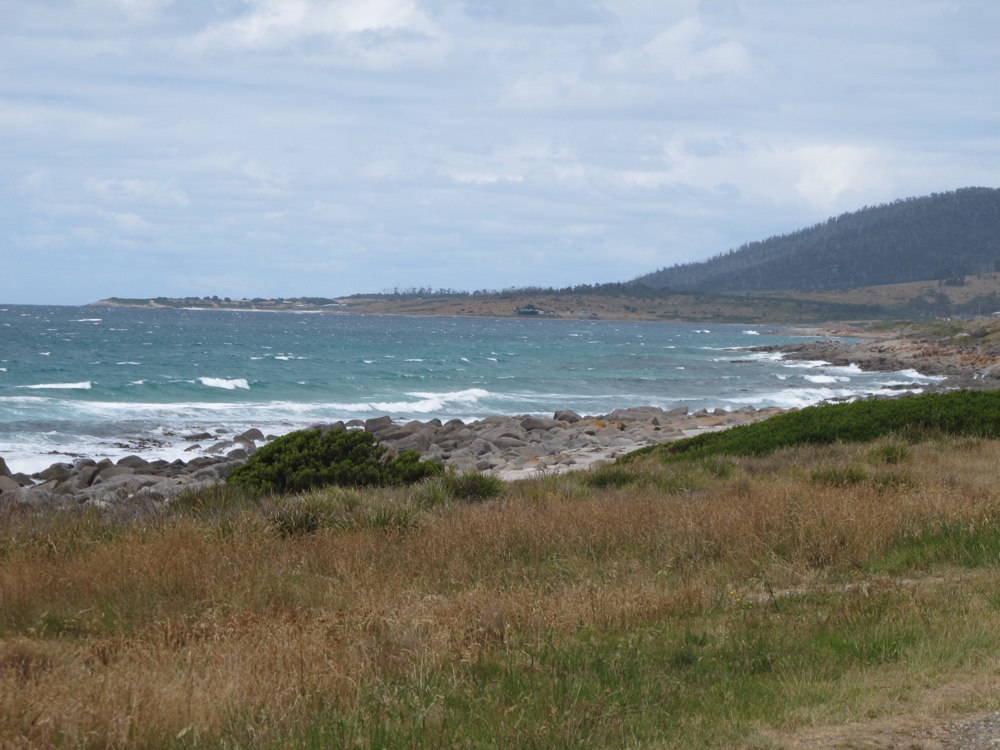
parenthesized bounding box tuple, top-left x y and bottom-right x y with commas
(804, 374, 850, 384)
(743, 330, 760, 335)
(405, 359, 424, 362)
(116, 362, 141, 365)
(74, 318, 102, 322)
(0, 368, 6, 372)
(781, 360, 831, 369)
(38, 352, 51, 356)
(898, 369, 946, 381)
(20, 382, 92, 390)
(487, 357, 498, 361)
(198, 377, 250, 390)
(275, 356, 291, 360)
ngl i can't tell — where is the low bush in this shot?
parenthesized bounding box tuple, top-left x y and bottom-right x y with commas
(624, 391, 1000, 462)
(441, 472, 506, 502)
(228, 428, 444, 493)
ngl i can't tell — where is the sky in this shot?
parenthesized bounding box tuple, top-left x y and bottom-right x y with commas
(2, 0, 998, 305)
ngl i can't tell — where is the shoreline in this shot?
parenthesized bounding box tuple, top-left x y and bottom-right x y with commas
(8, 319, 1000, 507)
(0, 403, 788, 508)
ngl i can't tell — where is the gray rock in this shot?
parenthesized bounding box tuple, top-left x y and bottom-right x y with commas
(0, 457, 11, 478)
(116, 455, 149, 469)
(184, 444, 202, 452)
(365, 415, 393, 433)
(204, 441, 234, 455)
(0, 476, 20, 494)
(520, 416, 561, 432)
(92, 465, 136, 484)
(226, 448, 249, 461)
(239, 428, 265, 442)
(184, 432, 214, 441)
(11, 473, 34, 487)
(553, 409, 582, 423)
(35, 463, 75, 482)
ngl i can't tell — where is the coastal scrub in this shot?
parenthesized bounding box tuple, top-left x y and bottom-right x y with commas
(228, 427, 443, 493)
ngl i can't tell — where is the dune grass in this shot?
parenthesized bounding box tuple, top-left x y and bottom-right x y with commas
(3, 432, 1000, 747)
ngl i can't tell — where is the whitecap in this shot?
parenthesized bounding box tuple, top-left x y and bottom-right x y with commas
(743, 330, 760, 335)
(898, 369, 947, 381)
(487, 357, 498, 361)
(198, 377, 250, 390)
(804, 374, 850, 384)
(0, 368, 6, 372)
(74, 318, 102, 322)
(274, 356, 291, 361)
(38, 352, 51, 356)
(781, 360, 831, 369)
(130, 380, 145, 385)
(363, 360, 374, 364)
(405, 359, 424, 362)
(20, 382, 92, 390)
(116, 362, 141, 366)
(250, 357, 263, 360)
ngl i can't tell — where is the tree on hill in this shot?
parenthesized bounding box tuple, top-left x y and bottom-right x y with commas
(636, 187, 1000, 293)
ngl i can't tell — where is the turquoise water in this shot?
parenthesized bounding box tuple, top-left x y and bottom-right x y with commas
(0, 305, 942, 473)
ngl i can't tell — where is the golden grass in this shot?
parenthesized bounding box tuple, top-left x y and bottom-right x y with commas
(3, 436, 1000, 747)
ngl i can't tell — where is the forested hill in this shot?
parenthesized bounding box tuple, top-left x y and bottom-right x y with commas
(637, 187, 1000, 293)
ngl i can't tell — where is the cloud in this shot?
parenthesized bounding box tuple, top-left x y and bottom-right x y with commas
(608, 17, 752, 82)
(193, 0, 449, 65)
(462, 0, 611, 26)
(85, 178, 190, 206)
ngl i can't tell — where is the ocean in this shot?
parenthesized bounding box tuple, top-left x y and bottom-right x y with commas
(0, 305, 943, 474)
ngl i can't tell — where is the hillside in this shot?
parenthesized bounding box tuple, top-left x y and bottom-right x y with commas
(637, 187, 1000, 293)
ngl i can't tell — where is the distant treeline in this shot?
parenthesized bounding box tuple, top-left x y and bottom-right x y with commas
(348, 281, 661, 300)
(636, 187, 1000, 293)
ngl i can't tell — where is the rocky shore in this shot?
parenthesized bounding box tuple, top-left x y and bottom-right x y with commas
(760, 334, 1000, 390)
(0, 404, 785, 510)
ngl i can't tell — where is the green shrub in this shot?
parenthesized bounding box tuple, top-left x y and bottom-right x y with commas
(811, 466, 869, 487)
(228, 428, 444, 494)
(868, 443, 913, 465)
(584, 466, 643, 489)
(441, 472, 506, 502)
(623, 391, 1000, 463)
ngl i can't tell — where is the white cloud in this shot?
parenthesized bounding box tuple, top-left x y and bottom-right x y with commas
(194, 0, 450, 65)
(608, 17, 752, 81)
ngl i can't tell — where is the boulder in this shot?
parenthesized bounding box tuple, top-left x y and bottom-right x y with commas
(184, 432, 214, 442)
(0, 476, 20, 494)
(116, 455, 149, 469)
(35, 463, 75, 482)
(553, 409, 582, 423)
(239, 428, 265, 442)
(520, 416, 560, 432)
(92, 465, 137, 484)
(0, 457, 11, 478)
(365, 415, 394, 433)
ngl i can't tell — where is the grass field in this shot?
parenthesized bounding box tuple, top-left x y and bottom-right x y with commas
(4, 428, 1000, 748)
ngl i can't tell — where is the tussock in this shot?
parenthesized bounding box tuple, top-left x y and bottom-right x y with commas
(3, 436, 1000, 747)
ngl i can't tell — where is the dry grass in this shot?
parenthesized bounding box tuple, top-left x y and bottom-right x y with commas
(3, 436, 1000, 747)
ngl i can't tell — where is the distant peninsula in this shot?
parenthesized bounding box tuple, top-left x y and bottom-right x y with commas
(89, 187, 1000, 325)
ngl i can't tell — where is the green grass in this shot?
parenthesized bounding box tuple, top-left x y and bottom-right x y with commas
(269, 585, 947, 749)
